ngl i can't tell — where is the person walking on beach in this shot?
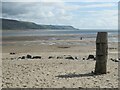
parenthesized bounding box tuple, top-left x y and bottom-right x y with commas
(80, 37, 82, 40)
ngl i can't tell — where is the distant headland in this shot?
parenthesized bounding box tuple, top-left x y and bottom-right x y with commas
(1, 18, 79, 30)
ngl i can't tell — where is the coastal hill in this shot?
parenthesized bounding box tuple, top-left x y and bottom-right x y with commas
(1, 18, 79, 30)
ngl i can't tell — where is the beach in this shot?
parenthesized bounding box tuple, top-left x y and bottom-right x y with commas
(2, 34, 118, 88)
(1, 1, 119, 88)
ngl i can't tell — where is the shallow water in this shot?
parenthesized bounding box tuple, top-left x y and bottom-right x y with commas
(2, 29, 118, 42)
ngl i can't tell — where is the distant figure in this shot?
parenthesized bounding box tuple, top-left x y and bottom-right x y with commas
(80, 37, 82, 40)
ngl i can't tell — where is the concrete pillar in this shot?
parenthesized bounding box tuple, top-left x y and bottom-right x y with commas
(94, 32, 108, 74)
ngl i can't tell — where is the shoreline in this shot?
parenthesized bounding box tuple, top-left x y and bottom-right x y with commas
(2, 34, 118, 42)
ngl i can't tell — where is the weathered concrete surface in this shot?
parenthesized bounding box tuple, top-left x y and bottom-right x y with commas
(95, 32, 108, 74)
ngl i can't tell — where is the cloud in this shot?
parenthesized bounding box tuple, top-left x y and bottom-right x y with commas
(2, 0, 63, 2)
(67, 0, 119, 2)
(2, 2, 118, 29)
(2, 2, 30, 16)
(2, 0, 120, 2)
(2, 0, 39, 2)
(72, 9, 118, 29)
(82, 3, 117, 8)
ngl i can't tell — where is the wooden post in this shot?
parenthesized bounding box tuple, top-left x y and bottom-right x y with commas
(94, 32, 108, 74)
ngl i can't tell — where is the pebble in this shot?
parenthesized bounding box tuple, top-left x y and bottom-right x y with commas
(106, 79, 110, 82)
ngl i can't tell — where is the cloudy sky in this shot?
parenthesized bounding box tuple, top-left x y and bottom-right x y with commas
(1, 0, 119, 29)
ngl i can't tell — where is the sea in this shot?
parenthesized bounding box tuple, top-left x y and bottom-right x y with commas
(2, 29, 118, 42)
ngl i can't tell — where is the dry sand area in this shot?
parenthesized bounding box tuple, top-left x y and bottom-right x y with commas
(2, 35, 119, 88)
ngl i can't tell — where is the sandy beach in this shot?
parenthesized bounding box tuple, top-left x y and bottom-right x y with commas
(1, 1, 119, 89)
(2, 35, 118, 88)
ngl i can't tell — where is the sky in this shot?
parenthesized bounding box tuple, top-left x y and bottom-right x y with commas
(1, 0, 119, 29)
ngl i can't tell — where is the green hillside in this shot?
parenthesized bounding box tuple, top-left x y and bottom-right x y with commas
(1, 18, 78, 30)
